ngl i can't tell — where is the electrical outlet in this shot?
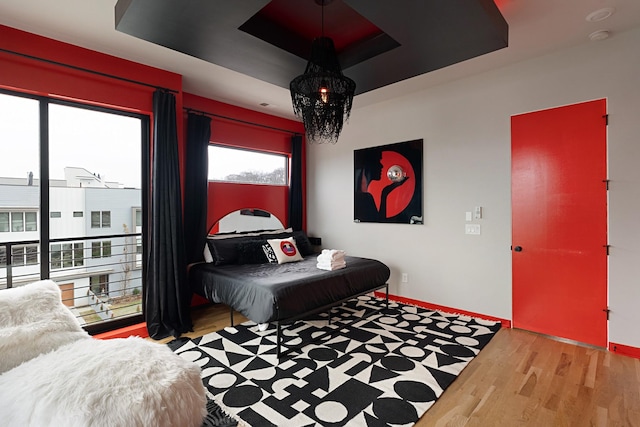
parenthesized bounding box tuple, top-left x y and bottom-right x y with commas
(401, 273, 408, 283)
(465, 224, 481, 235)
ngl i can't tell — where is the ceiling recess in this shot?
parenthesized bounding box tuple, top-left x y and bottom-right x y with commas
(115, 0, 509, 95)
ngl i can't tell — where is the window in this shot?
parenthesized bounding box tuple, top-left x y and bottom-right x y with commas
(90, 275, 109, 295)
(0, 213, 8, 232)
(102, 241, 111, 258)
(1, 91, 146, 331)
(91, 241, 111, 258)
(0, 211, 38, 232)
(91, 211, 111, 228)
(25, 245, 38, 265)
(135, 209, 142, 227)
(25, 212, 37, 231)
(11, 244, 38, 266)
(51, 244, 62, 269)
(73, 243, 84, 267)
(11, 212, 23, 232)
(51, 242, 84, 270)
(208, 145, 288, 185)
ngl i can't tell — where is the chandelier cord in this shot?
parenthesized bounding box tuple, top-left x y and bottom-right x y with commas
(321, 1, 324, 38)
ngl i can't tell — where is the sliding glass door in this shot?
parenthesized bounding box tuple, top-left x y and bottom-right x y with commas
(0, 90, 148, 333)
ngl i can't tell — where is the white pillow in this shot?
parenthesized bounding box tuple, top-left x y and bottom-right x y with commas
(203, 243, 213, 263)
(266, 237, 303, 264)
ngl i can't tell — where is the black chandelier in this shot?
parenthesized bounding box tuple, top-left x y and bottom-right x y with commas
(290, 2, 356, 144)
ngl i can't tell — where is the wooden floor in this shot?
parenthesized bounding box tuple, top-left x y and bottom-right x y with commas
(154, 304, 640, 427)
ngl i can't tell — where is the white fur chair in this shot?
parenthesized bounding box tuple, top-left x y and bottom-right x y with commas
(0, 280, 207, 427)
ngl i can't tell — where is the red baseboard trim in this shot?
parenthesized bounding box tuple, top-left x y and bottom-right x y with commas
(609, 342, 640, 359)
(374, 291, 512, 328)
(94, 322, 149, 340)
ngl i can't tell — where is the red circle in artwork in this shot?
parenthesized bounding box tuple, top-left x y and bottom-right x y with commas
(367, 151, 415, 218)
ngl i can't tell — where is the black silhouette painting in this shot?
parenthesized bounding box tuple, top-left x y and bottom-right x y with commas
(354, 139, 423, 224)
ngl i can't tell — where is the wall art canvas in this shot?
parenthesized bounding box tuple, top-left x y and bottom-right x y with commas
(354, 139, 423, 224)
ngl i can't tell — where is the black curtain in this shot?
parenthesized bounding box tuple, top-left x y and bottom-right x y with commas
(145, 90, 192, 339)
(184, 113, 212, 264)
(288, 134, 303, 231)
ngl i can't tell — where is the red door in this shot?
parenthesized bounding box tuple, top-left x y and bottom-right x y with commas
(511, 99, 608, 347)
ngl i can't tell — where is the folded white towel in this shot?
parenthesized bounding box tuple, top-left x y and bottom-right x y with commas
(316, 261, 346, 271)
(321, 249, 346, 261)
(317, 259, 346, 268)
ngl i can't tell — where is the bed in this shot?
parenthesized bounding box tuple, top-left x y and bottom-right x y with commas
(189, 229, 391, 359)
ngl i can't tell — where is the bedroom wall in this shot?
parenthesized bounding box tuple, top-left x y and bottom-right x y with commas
(306, 27, 640, 351)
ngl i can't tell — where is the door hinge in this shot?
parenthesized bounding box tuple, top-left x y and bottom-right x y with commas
(603, 244, 610, 255)
(603, 307, 610, 320)
(603, 114, 609, 125)
(602, 179, 610, 190)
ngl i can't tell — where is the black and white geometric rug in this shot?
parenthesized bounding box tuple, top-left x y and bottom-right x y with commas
(171, 296, 501, 427)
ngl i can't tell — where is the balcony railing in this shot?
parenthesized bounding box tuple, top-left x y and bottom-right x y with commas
(0, 233, 143, 332)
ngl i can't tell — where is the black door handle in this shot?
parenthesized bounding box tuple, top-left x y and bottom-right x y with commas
(513, 246, 523, 252)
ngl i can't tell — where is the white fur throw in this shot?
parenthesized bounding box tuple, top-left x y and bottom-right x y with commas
(0, 279, 89, 374)
(0, 337, 207, 427)
(0, 280, 207, 426)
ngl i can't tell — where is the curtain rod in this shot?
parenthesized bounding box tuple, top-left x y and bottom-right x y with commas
(185, 107, 302, 137)
(0, 47, 178, 94)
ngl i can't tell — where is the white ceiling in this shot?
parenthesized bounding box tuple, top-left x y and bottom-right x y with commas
(1, 0, 639, 120)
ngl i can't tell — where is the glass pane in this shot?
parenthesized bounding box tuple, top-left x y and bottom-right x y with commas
(102, 211, 111, 228)
(135, 209, 142, 227)
(0, 93, 40, 277)
(11, 247, 24, 266)
(62, 243, 72, 268)
(25, 245, 38, 265)
(92, 242, 101, 258)
(25, 212, 37, 231)
(102, 241, 111, 258)
(74, 242, 84, 267)
(47, 103, 143, 326)
(91, 211, 100, 228)
(0, 213, 8, 232)
(51, 243, 61, 268)
(11, 212, 24, 232)
(0, 93, 40, 252)
(208, 145, 288, 185)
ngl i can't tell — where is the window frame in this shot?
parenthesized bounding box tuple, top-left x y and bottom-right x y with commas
(0, 89, 150, 334)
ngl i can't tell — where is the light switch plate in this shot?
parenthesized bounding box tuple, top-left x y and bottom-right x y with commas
(474, 206, 482, 219)
(465, 211, 472, 221)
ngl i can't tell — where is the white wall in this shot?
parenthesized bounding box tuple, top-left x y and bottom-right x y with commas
(306, 27, 640, 348)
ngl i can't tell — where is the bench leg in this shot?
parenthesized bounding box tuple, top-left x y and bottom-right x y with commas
(385, 284, 389, 308)
(276, 322, 282, 360)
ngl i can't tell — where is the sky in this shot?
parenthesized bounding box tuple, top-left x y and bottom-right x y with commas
(0, 93, 142, 188)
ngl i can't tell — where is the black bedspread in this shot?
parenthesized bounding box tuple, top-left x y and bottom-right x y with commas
(189, 256, 390, 324)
